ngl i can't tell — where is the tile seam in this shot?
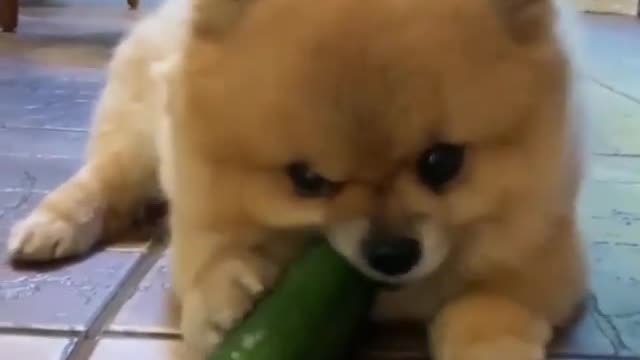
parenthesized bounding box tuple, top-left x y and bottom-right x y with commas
(65, 237, 167, 360)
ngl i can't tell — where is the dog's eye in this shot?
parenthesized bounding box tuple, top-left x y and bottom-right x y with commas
(286, 162, 342, 198)
(417, 143, 465, 192)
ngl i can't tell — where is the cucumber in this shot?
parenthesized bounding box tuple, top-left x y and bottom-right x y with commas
(206, 241, 377, 360)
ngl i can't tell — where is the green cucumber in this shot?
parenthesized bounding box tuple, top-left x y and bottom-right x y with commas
(206, 241, 377, 360)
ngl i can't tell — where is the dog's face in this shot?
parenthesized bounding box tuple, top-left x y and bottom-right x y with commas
(179, 0, 578, 283)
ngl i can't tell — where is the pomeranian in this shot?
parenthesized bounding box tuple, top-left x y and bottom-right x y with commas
(7, 0, 588, 358)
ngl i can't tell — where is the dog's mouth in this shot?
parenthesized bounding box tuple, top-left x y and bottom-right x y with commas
(359, 227, 422, 278)
(328, 237, 425, 285)
(326, 219, 451, 285)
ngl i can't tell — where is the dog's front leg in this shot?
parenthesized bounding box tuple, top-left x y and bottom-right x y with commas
(170, 220, 283, 357)
(429, 293, 551, 360)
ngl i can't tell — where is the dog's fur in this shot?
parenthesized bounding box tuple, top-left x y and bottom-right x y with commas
(7, 0, 587, 358)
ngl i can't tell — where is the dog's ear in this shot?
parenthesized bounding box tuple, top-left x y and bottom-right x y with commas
(492, 0, 554, 43)
(192, 0, 257, 38)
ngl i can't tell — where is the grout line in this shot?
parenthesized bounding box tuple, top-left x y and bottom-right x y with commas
(586, 74, 640, 105)
(100, 331, 180, 340)
(62, 339, 80, 360)
(0, 125, 89, 133)
(0, 188, 49, 194)
(0, 153, 83, 160)
(87, 242, 168, 338)
(66, 340, 99, 360)
(592, 152, 640, 158)
(65, 236, 168, 360)
(0, 327, 83, 338)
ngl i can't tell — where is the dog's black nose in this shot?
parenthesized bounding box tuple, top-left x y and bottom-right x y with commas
(362, 233, 421, 276)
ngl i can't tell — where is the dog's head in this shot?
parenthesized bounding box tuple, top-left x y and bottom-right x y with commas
(176, 0, 580, 283)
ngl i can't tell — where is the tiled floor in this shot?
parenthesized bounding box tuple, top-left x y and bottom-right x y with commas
(1, 4, 640, 360)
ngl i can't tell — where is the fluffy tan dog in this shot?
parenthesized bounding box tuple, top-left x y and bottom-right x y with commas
(7, 0, 588, 358)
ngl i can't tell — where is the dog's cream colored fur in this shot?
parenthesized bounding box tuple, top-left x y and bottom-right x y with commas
(8, 0, 587, 358)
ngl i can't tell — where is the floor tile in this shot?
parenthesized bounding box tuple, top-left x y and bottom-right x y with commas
(575, 0, 639, 15)
(589, 155, 640, 184)
(90, 336, 426, 360)
(578, 180, 640, 356)
(584, 82, 640, 156)
(581, 15, 640, 101)
(551, 307, 616, 357)
(0, 127, 87, 158)
(107, 251, 179, 335)
(90, 338, 188, 360)
(0, 250, 140, 331)
(0, 5, 137, 52)
(104, 229, 154, 252)
(0, 189, 46, 241)
(0, 335, 75, 360)
(0, 59, 103, 130)
(0, 154, 81, 192)
(579, 180, 640, 246)
(586, 242, 640, 356)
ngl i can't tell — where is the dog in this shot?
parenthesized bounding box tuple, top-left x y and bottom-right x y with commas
(7, 0, 588, 358)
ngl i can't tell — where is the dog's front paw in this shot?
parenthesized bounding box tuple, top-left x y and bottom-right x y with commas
(180, 254, 280, 356)
(8, 206, 102, 262)
(439, 337, 545, 360)
(431, 295, 551, 360)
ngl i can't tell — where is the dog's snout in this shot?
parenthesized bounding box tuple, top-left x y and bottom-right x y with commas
(362, 232, 421, 277)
